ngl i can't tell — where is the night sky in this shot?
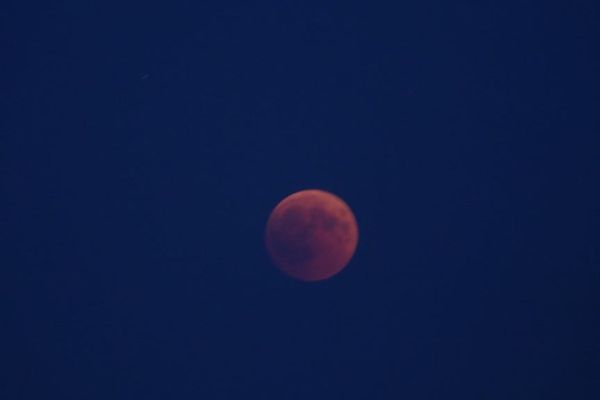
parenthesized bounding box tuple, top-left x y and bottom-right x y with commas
(2, 1, 599, 398)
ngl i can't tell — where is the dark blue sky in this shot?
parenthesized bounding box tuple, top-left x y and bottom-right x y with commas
(2, 1, 599, 398)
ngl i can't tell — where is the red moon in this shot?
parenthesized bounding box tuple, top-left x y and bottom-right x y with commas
(265, 189, 359, 281)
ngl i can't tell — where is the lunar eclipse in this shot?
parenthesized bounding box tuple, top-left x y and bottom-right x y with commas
(265, 189, 359, 281)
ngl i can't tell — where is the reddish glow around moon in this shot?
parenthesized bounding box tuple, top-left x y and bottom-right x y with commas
(265, 189, 359, 281)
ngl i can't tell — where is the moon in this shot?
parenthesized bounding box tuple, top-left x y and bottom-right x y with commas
(265, 189, 359, 281)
